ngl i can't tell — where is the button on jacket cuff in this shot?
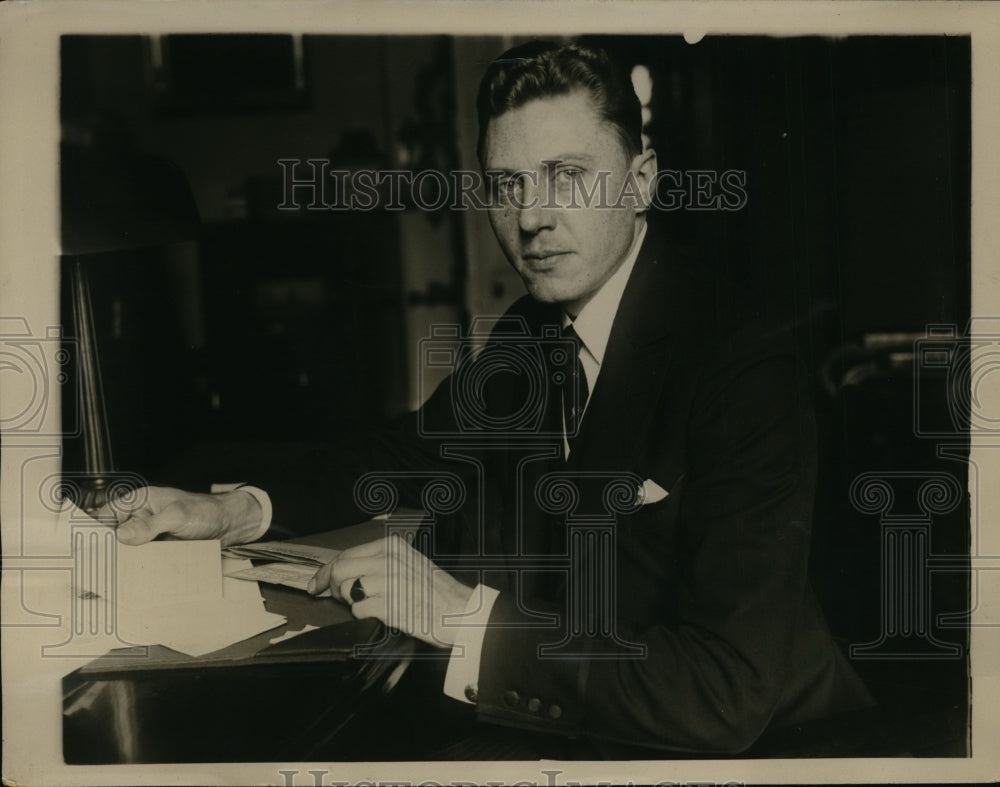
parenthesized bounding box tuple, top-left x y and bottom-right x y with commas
(474, 593, 587, 736)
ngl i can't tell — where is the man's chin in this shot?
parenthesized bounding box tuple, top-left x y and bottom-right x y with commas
(524, 284, 570, 306)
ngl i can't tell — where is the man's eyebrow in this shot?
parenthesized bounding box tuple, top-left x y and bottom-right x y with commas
(485, 154, 598, 173)
(546, 153, 598, 165)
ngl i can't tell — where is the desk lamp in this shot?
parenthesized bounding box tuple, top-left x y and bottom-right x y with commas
(61, 141, 200, 512)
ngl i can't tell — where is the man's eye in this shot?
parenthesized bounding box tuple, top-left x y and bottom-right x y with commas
(495, 178, 522, 202)
(554, 169, 583, 188)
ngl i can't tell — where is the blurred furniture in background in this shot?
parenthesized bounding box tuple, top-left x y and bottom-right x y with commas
(60, 35, 466, 488)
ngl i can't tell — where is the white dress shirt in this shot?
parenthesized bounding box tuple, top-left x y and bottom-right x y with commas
(210, 483, 272, 542)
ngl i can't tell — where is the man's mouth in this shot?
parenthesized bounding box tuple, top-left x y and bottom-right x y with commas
(522, 251, 570, 270)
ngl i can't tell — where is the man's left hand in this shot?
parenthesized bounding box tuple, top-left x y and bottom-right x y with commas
(308, 534, 473, 649)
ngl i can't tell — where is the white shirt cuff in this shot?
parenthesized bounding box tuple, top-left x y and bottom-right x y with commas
(210, 483, 272, 543)
(443, 583, 500, 704)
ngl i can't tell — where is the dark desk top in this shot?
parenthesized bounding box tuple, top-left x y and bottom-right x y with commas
(63, 518, 433, 764)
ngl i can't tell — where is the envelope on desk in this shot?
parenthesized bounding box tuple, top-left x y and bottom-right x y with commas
(225, 561, 332, 597)
(222, 540, 341, 595)
(223, 540, 340, 566)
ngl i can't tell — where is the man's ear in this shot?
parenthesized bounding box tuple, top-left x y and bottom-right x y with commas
(629, 147, 658, 214)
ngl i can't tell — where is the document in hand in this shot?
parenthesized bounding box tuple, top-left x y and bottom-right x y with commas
(222, 540, 341, 596)
(222, 540, 341, 566)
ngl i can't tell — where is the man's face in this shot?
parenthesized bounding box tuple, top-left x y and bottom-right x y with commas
(482, 91, 655, 317)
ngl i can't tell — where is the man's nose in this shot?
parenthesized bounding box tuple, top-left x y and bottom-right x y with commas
(517, 180, 556, 233)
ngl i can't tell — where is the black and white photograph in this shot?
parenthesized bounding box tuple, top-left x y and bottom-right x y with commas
(1, 2, 998, 785)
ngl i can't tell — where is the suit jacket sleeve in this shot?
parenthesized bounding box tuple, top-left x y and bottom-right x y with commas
(254, 308, 556, 539)
(474, 332, 820, 754)
(251, 369, 474, 538)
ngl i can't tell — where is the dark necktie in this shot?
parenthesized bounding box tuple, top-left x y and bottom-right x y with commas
(561, 324, 590, 444)
(542, 324, 591, 599)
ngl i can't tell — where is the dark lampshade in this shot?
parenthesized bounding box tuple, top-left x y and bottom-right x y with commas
(61, 141, 201, 255)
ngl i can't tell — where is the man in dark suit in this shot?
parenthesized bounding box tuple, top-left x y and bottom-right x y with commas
(108, 40, 871, 756)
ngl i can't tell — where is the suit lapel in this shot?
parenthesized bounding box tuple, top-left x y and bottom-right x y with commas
(567, 234, 676, 475)
(490, 231, 682, 597)
(489, 300, 566, 592)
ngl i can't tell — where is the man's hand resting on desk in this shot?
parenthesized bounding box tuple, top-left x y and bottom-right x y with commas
(96, 486, 264, 547)
(309, 534, 474, 649)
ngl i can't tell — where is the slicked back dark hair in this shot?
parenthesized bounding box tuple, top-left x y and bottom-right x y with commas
(476, 40, 643, 167)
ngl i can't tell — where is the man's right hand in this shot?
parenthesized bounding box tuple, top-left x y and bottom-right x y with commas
(96, 486, 264, 547)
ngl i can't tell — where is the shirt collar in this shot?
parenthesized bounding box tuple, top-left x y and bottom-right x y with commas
(562, 220, 647, 366)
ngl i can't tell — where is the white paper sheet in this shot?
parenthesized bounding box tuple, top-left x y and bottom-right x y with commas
(118, 598, 285, 657)
(268, 624, 319, 645)
(116, 540, 222, 611)
(221, 557, 266, 603)
(59, 501, 286, 657)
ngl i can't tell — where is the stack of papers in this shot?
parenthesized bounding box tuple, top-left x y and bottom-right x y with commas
(223, 540, 341, 565)
(222, 540, 340, 597)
